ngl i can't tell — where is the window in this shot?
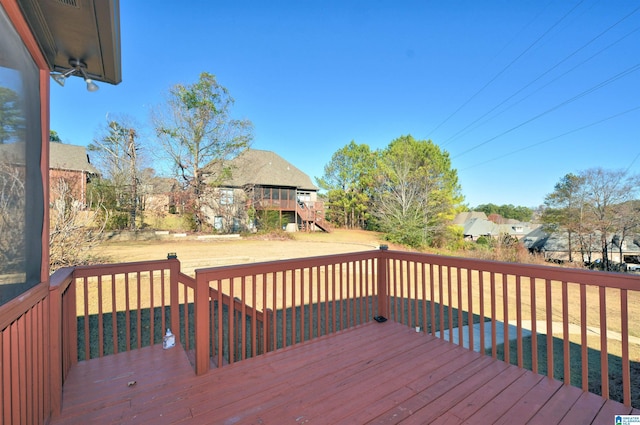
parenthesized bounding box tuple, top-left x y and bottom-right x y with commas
(0, 7, 44, 306)
(297, 191, 311, 204)
(220, 188, 233, 205)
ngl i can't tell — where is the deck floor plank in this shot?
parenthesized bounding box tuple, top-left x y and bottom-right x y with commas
(460, 370, 544, 424)
(526, 383, 585, 425)
(259, 338, 460, 423)
(558, 390, 607, 425)
(492, 376, 563, 425)
(592, 399, 633, 423)
(315, 342, 465, 423)
(51, 320, 634, 425)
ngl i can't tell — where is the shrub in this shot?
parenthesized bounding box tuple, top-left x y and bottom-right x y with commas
(106, 212, 129, 230)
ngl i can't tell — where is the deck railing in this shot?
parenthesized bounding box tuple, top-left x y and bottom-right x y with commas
(71, 259, 184, 361)
(1, 247, 638, 424)
(0, 282, 51, 425)
(379, 250, 639, 408)
(195, 251, 378, 373)
(194, 248, 639, 407)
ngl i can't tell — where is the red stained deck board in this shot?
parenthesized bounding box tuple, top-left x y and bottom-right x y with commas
(592, 400, 633, 423)
(558, 390, 607, 425)
(492, 376, 563, 425)
(196, 323, 434, 422)
(189, 324, 428, 418)
(367, 354, 498, 424)
(460, 370, 544, 424)
(51, 320, 635, 425)
(253, 337, 461, 423)
(317, 343, 467, 423)
(403, 364, 527, 424)
(527, 384, 585, 425)
(343, 351, 491, 424)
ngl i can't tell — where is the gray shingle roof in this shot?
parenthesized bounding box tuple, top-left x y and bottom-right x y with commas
(212, 149, 318, 191)
(463, 218, 499, 238)
(49, 143, 99, 174)
(453, 212, 488, 225)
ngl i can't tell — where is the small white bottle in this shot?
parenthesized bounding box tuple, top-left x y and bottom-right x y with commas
(163, 328, 175, 349)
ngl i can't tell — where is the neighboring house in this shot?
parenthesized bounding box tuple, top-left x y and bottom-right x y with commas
(204, 149, 329, 232)
(454, 212, 539, 241)
(522, 227, 574, 261)
(497, 221, 539, 239)
(141, 176, 182, 214)
(461, 217, 499, 240)
(523, 227, 640, 265)
(609, 236, 640, 266)
(49, 143, 99, 206)
(452, 211, 488, 226)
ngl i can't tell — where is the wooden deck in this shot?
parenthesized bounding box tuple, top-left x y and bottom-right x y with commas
(51, 321, 637, 424)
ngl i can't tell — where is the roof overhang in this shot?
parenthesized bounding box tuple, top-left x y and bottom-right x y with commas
(16, 0, 121, 85)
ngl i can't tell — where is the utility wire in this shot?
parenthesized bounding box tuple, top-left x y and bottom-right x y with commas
(460, 105, 640, 170)
(426, 0, 584, 139)
(623, 151, 640, 174)
(451, 62, 640, 159)
(442, 5, 640, 147)
(445, 25, 640, 147)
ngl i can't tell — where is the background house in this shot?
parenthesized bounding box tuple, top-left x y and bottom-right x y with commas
(140, 176, 182, 214)
(454, 212, 539, 241)
(49, 142, 98, 206)
(452, 211, 488, 225)
(204, 149, 329, 232)
(522, 227, 640, 267)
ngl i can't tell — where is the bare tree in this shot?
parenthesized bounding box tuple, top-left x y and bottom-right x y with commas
(89, 116, 144, 229)
(613, 200, 640, 265)
(153, 72, 253, 231)
(49, 177, 106, 271)
(581, 168, 640, 271)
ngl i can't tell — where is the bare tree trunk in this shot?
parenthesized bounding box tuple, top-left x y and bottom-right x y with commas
(128, 129, 137, 230)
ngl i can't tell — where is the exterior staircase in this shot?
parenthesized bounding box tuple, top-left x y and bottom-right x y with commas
(296, 201, 331, 232)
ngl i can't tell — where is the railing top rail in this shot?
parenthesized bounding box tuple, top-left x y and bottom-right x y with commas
(50, 267, 74, 292)
(385, 250, 640, 290)
(73, 258, 179, 278)
(0, 282, 48, 331)
(196, 250, 380, 280)
(178, 271, 196, 289)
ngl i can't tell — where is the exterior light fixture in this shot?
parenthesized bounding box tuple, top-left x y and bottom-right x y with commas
(50, 59, 99, 92)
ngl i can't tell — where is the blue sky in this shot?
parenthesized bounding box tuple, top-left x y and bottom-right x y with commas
(50, 1, 640, 208)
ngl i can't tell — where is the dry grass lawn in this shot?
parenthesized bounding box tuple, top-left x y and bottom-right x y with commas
(93, 229, 387, 275)
(85, 229, 639, 360)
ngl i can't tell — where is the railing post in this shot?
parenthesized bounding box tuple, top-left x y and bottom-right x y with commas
(168, 255, 181, 345)
(376, 246, 389, 320)
(48, 284, 62, 417)
(194, 270, 210, 375)
(265, 308, 274, 353)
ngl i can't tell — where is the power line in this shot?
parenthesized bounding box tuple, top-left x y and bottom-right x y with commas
(426, 0, 585, 139)
(459, 105, 640, 171)
(441, 5, 640, 147)
(451, 62, 640, 159)
(623, 151, 640, 174)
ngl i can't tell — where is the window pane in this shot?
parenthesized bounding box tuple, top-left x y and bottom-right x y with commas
(0, 7, 43, 306)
